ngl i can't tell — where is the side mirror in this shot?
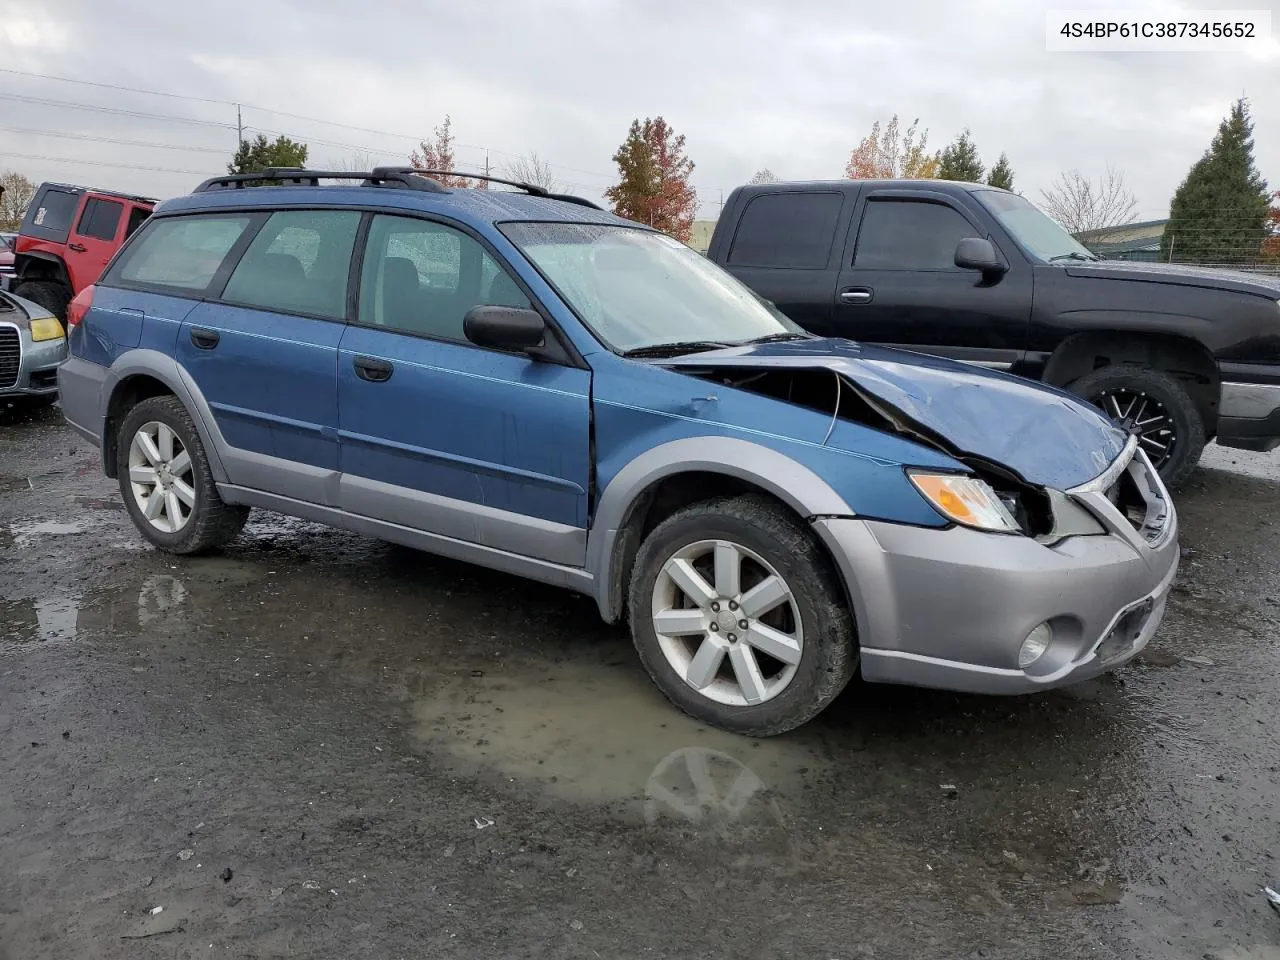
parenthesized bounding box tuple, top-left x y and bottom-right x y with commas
(954, 237, 1006, 275)
(464, 305, 548, 354)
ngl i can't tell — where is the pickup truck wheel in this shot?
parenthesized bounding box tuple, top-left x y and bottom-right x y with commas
(13, 280, 71, 322)
(116, 395, 249, 555)
(628, 494, 856, 737)
(1068, 366, 1205, 487)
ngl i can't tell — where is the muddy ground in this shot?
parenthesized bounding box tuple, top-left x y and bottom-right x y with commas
(1, 402, 1278, 960)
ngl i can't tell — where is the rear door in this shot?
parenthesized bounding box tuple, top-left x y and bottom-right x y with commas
(177, 209, 361, 505)
(717, 190, 847, 330)
(68, 196, 126, 291)
(336, 212, 591, 566)
(828, 191, 1032, 365)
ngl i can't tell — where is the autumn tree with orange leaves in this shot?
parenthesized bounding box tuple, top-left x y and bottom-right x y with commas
(606, 117, 698, 242)
(410, 116, 485, 188)
(844, 115, 938, 179)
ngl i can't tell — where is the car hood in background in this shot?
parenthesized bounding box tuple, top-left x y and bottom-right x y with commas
(662, 338, 1129, 490)
(1062, 260, 1280, 297)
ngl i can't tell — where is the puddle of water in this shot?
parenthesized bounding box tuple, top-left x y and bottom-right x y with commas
(10, 520, 87, 548)
(409, 658, 829, 832)
(0, 475, 32, 493)
(0, 592, 82, 645)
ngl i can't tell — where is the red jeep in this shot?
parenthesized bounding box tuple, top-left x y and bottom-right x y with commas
(12, 182, 155, 321)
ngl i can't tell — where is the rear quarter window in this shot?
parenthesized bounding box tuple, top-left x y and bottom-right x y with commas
(726, 192, 843, 269)
(110, 215, 253, 294)
(22, 187, 82, 244)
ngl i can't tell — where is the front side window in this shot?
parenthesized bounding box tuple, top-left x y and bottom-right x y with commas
(77, 198, 124, 242)
(727, 192, 843, 269)
(502, 222, 801, 354)
(976, 190, 1099, 263)
(853, 199, 981, 270)
(222, 210, 360, 319)
(115, 215, 252, 293)
(358, 214, 530, 343)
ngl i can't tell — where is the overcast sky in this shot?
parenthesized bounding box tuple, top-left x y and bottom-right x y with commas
(0, 0, 1276, 220)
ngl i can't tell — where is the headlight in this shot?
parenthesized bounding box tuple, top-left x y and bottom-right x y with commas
(29, 317, 64, 342)
(909, 471, 1021, 533)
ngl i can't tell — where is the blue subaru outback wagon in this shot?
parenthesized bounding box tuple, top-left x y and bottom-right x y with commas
(58, 168, 1178, 736)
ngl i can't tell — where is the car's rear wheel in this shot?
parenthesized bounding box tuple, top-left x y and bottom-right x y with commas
(628, 494, 856, 737)
(1068, 365, 1205, 487)
(116, 395, 248, 554)
(13, 279, 71, 322)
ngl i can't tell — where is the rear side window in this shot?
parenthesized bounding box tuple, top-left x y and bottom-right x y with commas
(114, 215, 252, 293)
(22, 188, 81, 243)
(727, 192, 843, 269)
(853, 199, 981, 270)
(222, 210, 360, 319)
(76, 198, 124, 242)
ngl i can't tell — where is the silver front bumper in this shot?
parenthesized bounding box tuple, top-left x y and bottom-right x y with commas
(814, 445, 1179, 694)
(0, 320, 67, 397)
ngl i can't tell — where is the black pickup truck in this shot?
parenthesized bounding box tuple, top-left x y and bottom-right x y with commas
(706, 180, 1280, 484)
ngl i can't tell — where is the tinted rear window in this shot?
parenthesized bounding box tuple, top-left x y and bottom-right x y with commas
(22, 188, 81, 243)
(112, 215, 253, 294)
(727, 192, 843, 269)
(77, 198, 124, 242)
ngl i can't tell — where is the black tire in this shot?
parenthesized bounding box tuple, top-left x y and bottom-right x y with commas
(1068, 365, 1206, 488)
(628, 494, 857, 737)
(116, 395, 249, 554)
(13, 279, 71, 322)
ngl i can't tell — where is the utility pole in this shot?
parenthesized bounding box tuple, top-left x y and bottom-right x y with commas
(236, 103, 243, 147)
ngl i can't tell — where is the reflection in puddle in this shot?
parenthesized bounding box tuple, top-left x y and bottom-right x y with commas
(0, 592, 82, 644)
(136, 575, 188, 626)
(409, 659, 823, 831)
(10, 519, 87, 548)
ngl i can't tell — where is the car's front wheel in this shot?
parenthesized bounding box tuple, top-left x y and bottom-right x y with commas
(116, 395, 249, 554)
(628, 494, 857, 737)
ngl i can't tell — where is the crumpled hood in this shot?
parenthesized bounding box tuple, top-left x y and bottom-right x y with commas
(662, 338, 1129, 490)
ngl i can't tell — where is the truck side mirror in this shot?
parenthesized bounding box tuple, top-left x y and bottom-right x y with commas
(954, 237, 1006, 275)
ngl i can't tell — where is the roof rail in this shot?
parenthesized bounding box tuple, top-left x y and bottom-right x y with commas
(192, 167, 447, 193)
(386, 168, 604, 210)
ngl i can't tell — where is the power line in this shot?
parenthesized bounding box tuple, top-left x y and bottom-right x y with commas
(0, 152, 212, 176)
(0, 124, 227, 154)
(0, 92, 234, 129)
(0, 67, 234, 106)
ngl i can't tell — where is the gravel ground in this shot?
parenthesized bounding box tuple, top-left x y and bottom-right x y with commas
(2, 402, 1278, 960)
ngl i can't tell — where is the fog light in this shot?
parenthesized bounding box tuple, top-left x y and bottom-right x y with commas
(1018, 623, 1052, 668)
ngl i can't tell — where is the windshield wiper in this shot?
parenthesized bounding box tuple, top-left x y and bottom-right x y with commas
(622, 340, 733, 358)
(1048, 252, 1100, 262)
(734, 332, 814, 345)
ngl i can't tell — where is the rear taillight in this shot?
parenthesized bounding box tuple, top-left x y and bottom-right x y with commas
(67, 284, 95, 327)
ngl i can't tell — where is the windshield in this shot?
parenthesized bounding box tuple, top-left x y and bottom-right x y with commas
(976, 191, 1099, 263)
(500, 222, 801, 353)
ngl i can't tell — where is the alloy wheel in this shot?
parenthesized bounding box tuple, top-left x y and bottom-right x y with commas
(650, 539, 803, 706)
(127, 421, 195, 533)
(1092, 388, 1177, 470)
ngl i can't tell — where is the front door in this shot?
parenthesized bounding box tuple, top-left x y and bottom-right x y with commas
(826, 193, 1032, 367)
(337, 213, 591, 566)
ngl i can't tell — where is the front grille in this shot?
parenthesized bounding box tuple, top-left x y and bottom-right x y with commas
(1104, 453, 1170, 545)
(0, 325, 19, 389)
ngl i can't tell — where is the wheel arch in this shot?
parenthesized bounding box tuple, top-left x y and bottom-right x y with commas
(1041, 330, 1221, 436)
(14, 251, 71, 288)
(102, 351, 228, 483)
(587, 437, 856, 624)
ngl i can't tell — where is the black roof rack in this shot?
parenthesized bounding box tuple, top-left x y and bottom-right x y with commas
(193, 166, 604, 210)
(193, 167, 447, 193)
(378, 168, 604, 210)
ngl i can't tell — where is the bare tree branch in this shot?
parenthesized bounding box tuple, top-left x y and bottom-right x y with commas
(503, 152, 560, 193)
(749, 168, 779, 184)
(0, 170, 37, 230)
(1039, 166, 1138, 237)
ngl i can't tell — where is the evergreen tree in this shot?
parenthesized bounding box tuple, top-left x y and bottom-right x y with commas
(1161, 98, 1270, 264)
(938, 130, 984, 182)
(986, 153, 1015, 191)
(228, 135, 308, 178)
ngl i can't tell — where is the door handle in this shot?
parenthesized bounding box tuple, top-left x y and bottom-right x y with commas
(839, 288, 874, 304)
(189, 328, 220, 350)
(353, 356, 394, 383)
(68, 242, 87, 253)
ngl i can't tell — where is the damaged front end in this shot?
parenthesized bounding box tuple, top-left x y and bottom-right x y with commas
(660, 339, 1145, 543)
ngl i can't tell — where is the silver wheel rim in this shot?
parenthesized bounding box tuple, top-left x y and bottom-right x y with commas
(127, 421, 195, 534)
(651, 539, 803, 706)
